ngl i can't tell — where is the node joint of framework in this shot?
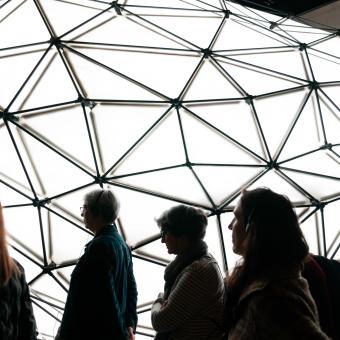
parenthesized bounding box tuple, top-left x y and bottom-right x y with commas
(321, 143, 333, 150)
(309, 81, 319, 90)
(267, 160, 278, 170)
(111, 1, 122, 15)
(299, 43, 307, 51)
(171, 98, 182, 108)
(50, 36, 61, 47)
(201, 48, 212, 58)
(32, 198, 49, 207)
(79, 96, 96, 109)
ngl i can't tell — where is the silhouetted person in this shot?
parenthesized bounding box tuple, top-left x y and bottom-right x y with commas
(56, 189, 137, 340)
(0, 202, 38, 340)
(226, 188, 329, 340)
(151, 205, 225, 339)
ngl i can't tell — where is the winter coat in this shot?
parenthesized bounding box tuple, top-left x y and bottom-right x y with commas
(58, 225, 138, 340)
(228, 274, 330, 340)
(0, 260, 38, 340)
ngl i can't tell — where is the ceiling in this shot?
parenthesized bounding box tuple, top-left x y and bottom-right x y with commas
(231, 0, 337, 15)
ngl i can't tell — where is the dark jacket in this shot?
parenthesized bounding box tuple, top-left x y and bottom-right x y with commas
(228, 274, 329, 340)
(58, 225, 138, 340)
(0, 260, 38, 340)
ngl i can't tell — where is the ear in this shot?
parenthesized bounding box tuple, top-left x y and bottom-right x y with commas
(245, 208, 255, 233)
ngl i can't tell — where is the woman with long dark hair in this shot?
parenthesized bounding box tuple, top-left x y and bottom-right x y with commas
(226, 188, 329, 339)
(0, 202, 38, 339)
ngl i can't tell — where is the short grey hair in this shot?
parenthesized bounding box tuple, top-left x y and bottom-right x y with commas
(84, 189, 120, 223)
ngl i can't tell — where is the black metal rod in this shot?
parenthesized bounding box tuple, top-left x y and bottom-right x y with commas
(216, 213, 228, 272)
(0, 41, 49, 53)
(0, 178, 33, 201)
(59, 2, 115, 39)
(31, 299, 61, 323)
(81, 104, 100, 177)
(132, 254, 167, 267)
(37, 206, 48, 266)
(106, 180, 213, 211)
(4, 120, 37, 198)
(120, 6, 201, 50)
(103, 106, 173, 177)
(6, 44, 52, 112)
(107, 164, 186, 181)
(279, 165, 340, 182)
(32, 0, 56, 38)
(63, 44, 170, 100)
(274, 89, 313, 162)
(182, 105, 266, 162)
(9, 118, 95, 178)
(314, 88, 328, 145)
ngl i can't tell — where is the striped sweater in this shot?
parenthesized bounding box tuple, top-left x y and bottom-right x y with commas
(151, 254, 225, 340)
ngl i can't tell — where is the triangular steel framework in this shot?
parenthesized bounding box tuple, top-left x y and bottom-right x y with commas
(1, 0, 340, 338)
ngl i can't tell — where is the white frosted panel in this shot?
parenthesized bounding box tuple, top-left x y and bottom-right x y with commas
(308, 49, 340, 83)
(228, 48, 308, 81)
(133, 257, 164, 305)
(0, 0, 49, 49)
(11, 48, 79, 112)
(194, 165, 263, 205)
(112, 186, 180, 244)
(298, 208, 320, 255)
(254, 88, 310, 158)
(72, 46, 199, 99)
(278, 93, 323, 162)
(5, 205, 47, 263)
(220, 212, 242, 272)
(116, 167, 211, 206)
(93, 104, 168, 172)
(215, 56, 305, 96)
(113, 110, 186, 175)
(183, 58, 242, 100)
(214, 17, 290, 50)
(281, 169, 340, 200)
(21, 105, 96, 172)
(186, 101, 265, 159)
(0, 47, 48, 109)
(247, 170, 308, 202)
(322, 201, 340, 257)
(181, 110, 261, 164)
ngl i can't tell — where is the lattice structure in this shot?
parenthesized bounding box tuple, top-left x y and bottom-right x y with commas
(0, 0, 340, 338)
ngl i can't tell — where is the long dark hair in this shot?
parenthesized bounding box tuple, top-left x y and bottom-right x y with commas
(227, 188, 309, 314)
(0, 203, 19, 286)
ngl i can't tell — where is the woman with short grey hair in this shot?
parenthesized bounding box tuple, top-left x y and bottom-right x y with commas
(151, 204, 225, 340)
(57, 188, 138, 340)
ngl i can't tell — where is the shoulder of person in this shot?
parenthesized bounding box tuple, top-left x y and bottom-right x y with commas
(187, 254, 222, 278)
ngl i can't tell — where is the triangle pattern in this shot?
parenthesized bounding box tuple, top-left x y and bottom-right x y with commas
(0, 0, 50, 49)
(115, 166, 212, 207)
(64, 48, 165, 100)
(93, 104, 168, 173)
(183, 58, 243, 100)
(70, 46, 199, 99)
(180, 109, 264, 164)
(186, 101, 266, 159)
(11, 48, 79, 112)
(194, 165, 263, 206)
(112, 109, 186, 175)
(254, 88, 310, 159)
(0, 47, 48, 110)
(21, 104, 96, 172)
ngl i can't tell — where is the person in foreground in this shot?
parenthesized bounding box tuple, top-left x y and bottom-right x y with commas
(226, 187, 330, 340)
(151, 205, 225, 340)
(56, 189, 137, 340)
(0, 202, 38, 340)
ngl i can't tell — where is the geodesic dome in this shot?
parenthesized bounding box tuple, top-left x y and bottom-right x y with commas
(1, 0, 340, 338)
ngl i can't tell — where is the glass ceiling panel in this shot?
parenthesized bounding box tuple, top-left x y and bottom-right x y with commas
(1, 1, 340, 338)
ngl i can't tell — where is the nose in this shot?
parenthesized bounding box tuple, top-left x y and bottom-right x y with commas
(228, 218, 235, 230)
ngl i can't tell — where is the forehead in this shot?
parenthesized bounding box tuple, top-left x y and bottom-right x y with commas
(233, 198, 244, 217)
